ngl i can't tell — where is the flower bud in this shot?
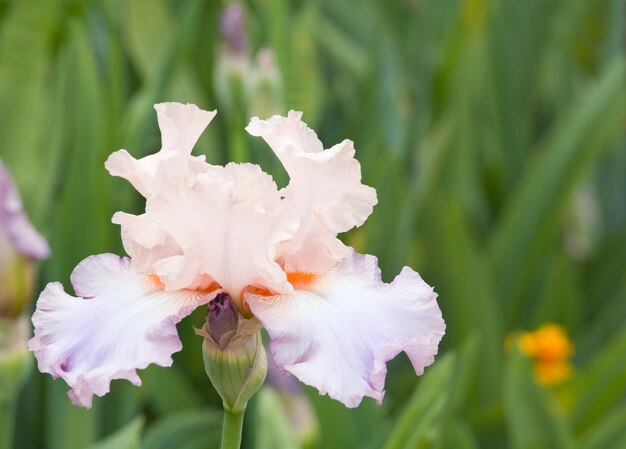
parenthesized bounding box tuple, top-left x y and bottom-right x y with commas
(199, 293, 267, 413)
(0, 244, 35, 318)
(248, 47, 284, 118)
(219, 3, 247, 56)
(207, 293, 239, 349)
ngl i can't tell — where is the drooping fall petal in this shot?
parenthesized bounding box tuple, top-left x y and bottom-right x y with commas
(246, 249, 444, 408)
(28, 253, 216, 408)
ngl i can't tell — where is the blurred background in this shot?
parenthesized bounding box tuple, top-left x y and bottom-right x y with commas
(0, 0, 624, 448)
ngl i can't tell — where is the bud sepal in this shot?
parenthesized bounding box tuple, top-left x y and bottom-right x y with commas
(198, 294, 267, 413)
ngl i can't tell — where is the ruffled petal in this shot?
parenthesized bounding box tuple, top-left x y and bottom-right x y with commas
(246, 112, 377, 273)
(246, 249, 444, 408)
(111, 211, 182, 273)
(28, 253, 216, 408)
(105, 103, 216, 197)
(155, 102, 216, 153)
(107, 104, 298, 303)
(0, 160, 50, 260)
(120, 163, 299, 304)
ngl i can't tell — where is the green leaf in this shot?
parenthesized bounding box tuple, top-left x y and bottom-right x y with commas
(504, 347, 574, 449)
(489, 0, 558, 185)
(312, 13, 369, 79)
(122, 0, 172, 78)
(578, 407, 626, 449)
(380, 337, 478, 449)
(382, 351, 455, 449)
(444, 420, 481, 449)
(490, 57, 625, 326)
(308, 388, 387, 449)
(390, 120, 454, 274)
(420, 194, 503, 400)
(86, 417, 144, 449)
(282, 4, 325, 123)
(569, 328, 626, 433)
(141, 409, 222, 449)
(0, 0, 58, 207)
(434, 336, 480, 448)
(45, 379, 101, 449)
(139, 366, 203, 415)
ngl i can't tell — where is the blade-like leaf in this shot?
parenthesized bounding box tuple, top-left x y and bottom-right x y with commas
(504, 347, 574, 449)
(490, 57, 625, 325)
(141, 409, 221, 449)
(86, 417, 144, 449)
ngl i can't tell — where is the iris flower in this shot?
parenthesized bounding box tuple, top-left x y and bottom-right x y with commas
(29, 103, 445, 408)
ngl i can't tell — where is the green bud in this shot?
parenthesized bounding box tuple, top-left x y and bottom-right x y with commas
(199, 293, 267, 413)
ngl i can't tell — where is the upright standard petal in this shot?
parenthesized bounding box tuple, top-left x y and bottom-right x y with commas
(0, 160, 50, 260)
(111, 211, 182, 274)
(28, 254, 216, 408)
(105, 103, 216, 197)
(140, 163, 298, 302)
(156, 102, 216, 153)
(113, 163, 298, 308)
(246, 112, 377, 273)
(246, 250, 444, 408)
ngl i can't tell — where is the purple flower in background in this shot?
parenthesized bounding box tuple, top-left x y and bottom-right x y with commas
(0, 161, 50, 261)
(220, 3, 247, 55)
(0, 160, 49, 317)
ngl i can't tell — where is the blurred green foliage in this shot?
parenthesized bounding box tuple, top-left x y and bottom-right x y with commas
(0, 0, 624, 448)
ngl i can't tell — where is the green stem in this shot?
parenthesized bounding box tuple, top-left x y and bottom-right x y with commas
(0, 396, 16, 449)
(220, 407, 246, 449)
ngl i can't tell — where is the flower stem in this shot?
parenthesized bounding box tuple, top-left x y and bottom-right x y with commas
(220, 407, 245, 449)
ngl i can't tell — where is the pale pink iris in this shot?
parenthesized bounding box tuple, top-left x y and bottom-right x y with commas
(29, 103, 445, 408)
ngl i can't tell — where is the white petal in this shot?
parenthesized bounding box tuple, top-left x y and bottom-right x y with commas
(246, 111, 324, 155)
(111, 211, 181, 273)
(108, 105, 300, 305)
(246, 112, 377, 273)
(246, 249, 444, 408)
(105, 103, 216, 197)
(28, 253, 215, 408)
(156, 103, 216, 153)
(130, 163, 298, 303)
